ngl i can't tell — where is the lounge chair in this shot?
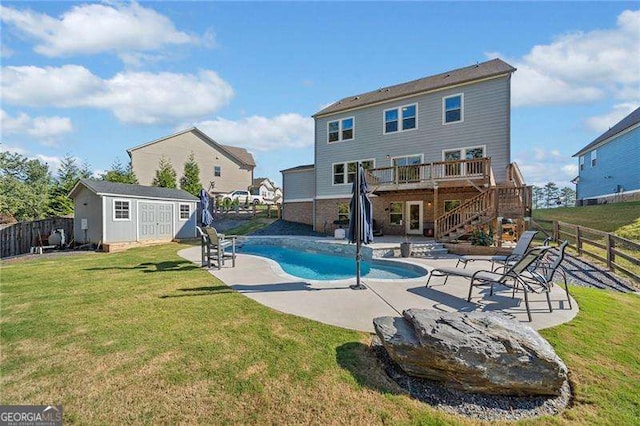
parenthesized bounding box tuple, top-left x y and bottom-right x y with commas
(455, 230, 538, 270)
(196, 226, 236, 269)
(427, 246, 551, 321)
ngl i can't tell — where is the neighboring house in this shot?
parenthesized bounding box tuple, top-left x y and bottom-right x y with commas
(69, 179, 198, 251)
(282, 58, 531, 239)
(249, 177, 282, 203)
(127, 127, 255, 194)
(572, 107, 640, 205)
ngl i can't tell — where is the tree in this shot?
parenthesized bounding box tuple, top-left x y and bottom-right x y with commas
(532, 186, 544, 209)
(152, 156, 177, 188)
(559, 187, 576, 207)
(48, 154, 91, 216)
(0, 151, 52, 221)
(101, 158, 138, 184)
(179, 152, 202, 196)
(543, 182, 560, 208)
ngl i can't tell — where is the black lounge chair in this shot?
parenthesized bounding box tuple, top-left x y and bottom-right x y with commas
(455, 230, 538, 270)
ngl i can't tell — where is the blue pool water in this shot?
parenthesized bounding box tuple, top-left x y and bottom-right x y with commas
(236, 244, 425, 280)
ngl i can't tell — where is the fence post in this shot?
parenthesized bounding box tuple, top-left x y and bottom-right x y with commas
(606, 233, 615, 270)
(553, 221, 559, 242)
(576, 226, 582, 256)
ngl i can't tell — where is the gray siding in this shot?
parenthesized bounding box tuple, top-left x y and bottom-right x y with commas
(315, 75, 511, 197)
(73, 187, 103, 244)
(283, 168, 315, 201)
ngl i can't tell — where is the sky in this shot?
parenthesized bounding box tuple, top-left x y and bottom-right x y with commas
(1, 1, 639, 189)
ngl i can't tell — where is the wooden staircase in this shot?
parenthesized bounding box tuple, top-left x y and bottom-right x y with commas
(435, 162, 532, 242)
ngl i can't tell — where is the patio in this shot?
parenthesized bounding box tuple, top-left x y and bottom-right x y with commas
(178, 237, 578, 332)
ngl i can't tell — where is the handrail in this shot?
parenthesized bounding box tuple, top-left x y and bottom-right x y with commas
(509, 162, 526, 187)
(435, 189, 494, 239)
(367, 158, 491, 187)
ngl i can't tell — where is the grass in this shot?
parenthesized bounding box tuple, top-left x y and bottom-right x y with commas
(2, 244, 639, 424)
(225, 217, 276, 235)
(532, 201, 640, 239)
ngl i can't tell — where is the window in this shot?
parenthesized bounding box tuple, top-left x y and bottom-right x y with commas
(338, 203, 350, 222)
(443, 146, 485, 176)
(384, 104, 417, 133)
(444, 200, 461, 212)
(179, 203, 190, 220)
(392, 155, 422, 182)
(443, 94, 463, 124)
(591, 150, 597, 167)
(113, 200, 130, 220)
(214, 166, 221, 177)
(389, 202, 403, 225)
(579, 156, 585, 171)
(333, 160, 374, 185)
(327, 117, 354, 143)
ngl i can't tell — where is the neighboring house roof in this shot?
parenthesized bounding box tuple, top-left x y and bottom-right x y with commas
(573, 107, 640, 157)
(252, 177, 270, 186)
(126, 127, 256, 167)
(69, 179, 198, 201)
(281, 164, 315, 173)
(314, 58, 516, 117)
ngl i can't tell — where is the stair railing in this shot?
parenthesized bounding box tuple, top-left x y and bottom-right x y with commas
(435, 189, 495, 240)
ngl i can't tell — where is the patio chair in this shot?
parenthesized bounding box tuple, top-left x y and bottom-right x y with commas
(427, 246, 551, 321)
(455, 230, 538, 270)
(196, 226, 236, 269)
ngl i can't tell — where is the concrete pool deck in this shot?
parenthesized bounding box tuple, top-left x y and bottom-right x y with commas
(178, 241, 578, 333)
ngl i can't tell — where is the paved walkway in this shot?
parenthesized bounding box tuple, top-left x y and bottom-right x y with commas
(178, 240, 578, 333)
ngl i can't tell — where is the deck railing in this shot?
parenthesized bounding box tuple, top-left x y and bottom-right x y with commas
(367, 158, 491, 188)
(435, 190, 494, 239)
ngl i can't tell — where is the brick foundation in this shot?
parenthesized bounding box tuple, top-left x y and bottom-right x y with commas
(282, 202, 313, 225)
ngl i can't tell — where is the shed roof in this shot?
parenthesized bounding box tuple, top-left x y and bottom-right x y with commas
(313, 58, 516, 117)
(126, 127, 255, 167)
(573, 106, 640, 157)
(69, 179, 198, 201)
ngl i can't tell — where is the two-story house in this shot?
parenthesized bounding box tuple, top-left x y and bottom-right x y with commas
(282, 58, 531, 240)
(572, 107, 640, 205)
(250, 177, 283, 204)
(127, 127, 255, 195)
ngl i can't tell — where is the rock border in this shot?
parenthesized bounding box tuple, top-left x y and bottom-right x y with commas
(372, 338, 572, 421)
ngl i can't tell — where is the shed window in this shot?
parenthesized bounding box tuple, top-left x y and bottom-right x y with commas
(179, 204, 190, 220)
(114, 200, 130, 220)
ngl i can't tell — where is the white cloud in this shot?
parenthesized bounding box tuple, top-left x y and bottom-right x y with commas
(514, 147, 578, 187)
(0, 2, 206, 60)
(2, 66, 234, 125)
(584, 103, 639, 133)
(490, 9, 640, 107)
(1, 109, 73, 144)
(194, 114, 314, 151)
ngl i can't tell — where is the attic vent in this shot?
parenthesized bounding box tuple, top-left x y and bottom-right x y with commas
(337, 101, 342, 104)
(353, 96, 360, 100)
(444, 73, 450, 78)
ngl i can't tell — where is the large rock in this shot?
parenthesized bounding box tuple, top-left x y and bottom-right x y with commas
(373, 310, 567, 396)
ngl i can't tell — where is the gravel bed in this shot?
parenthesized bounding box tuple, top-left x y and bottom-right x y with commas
(249, 219, 324, 236)
(372, 339, 571, 421)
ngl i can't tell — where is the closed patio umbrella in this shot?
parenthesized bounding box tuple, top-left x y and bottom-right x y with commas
(347, 163, 373, 290)
(199, 189, 214, 227)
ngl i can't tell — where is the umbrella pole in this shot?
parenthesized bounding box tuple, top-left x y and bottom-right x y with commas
(351, 162, 366, 290)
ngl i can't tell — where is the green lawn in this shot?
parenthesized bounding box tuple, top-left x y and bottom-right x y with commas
(532, 201, 640, 240)
(1, 244, 639, 424)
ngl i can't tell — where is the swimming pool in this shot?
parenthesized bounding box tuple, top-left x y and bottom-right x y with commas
(236, 244, 426, 281)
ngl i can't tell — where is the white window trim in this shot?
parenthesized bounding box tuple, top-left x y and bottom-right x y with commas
(113, 199, 131, 221)
(442, 93, 464, 125)
(327, 116, 355, 144)
(331, 158, 376, 186)
(389, 201, 404, 225)
(390, 153, 424, 166)
(441, 145, 486, 161)
(579, 156, 585, 171)
(383, 103, 418, 135)
(591, 150, 597, 167)
(179, 203, 190, 221)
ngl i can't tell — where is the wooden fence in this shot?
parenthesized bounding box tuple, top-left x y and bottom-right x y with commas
(1, 217, 74, 258)
(530, 218, 639, 283)
(213, 203, 281, 220)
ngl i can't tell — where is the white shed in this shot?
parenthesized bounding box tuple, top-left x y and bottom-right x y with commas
(69, 179, 198, 251)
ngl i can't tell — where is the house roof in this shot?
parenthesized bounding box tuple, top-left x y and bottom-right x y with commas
(281, 164, 315, 173)
(126, 127, 256, 167)
(573, 106, 640, 157)
(69, 179, 198, 201)
(313, 58, 516, 117)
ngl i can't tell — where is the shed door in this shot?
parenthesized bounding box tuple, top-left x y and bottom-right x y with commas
(139, 203, 173, 240)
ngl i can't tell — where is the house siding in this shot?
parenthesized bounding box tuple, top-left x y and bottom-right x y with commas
(282, 168, 315, 201)
(73, 187, 103, 244)
(314, 75, 512, 198)
(130, 131, 253, 193)
(576, 126, 640, 201)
